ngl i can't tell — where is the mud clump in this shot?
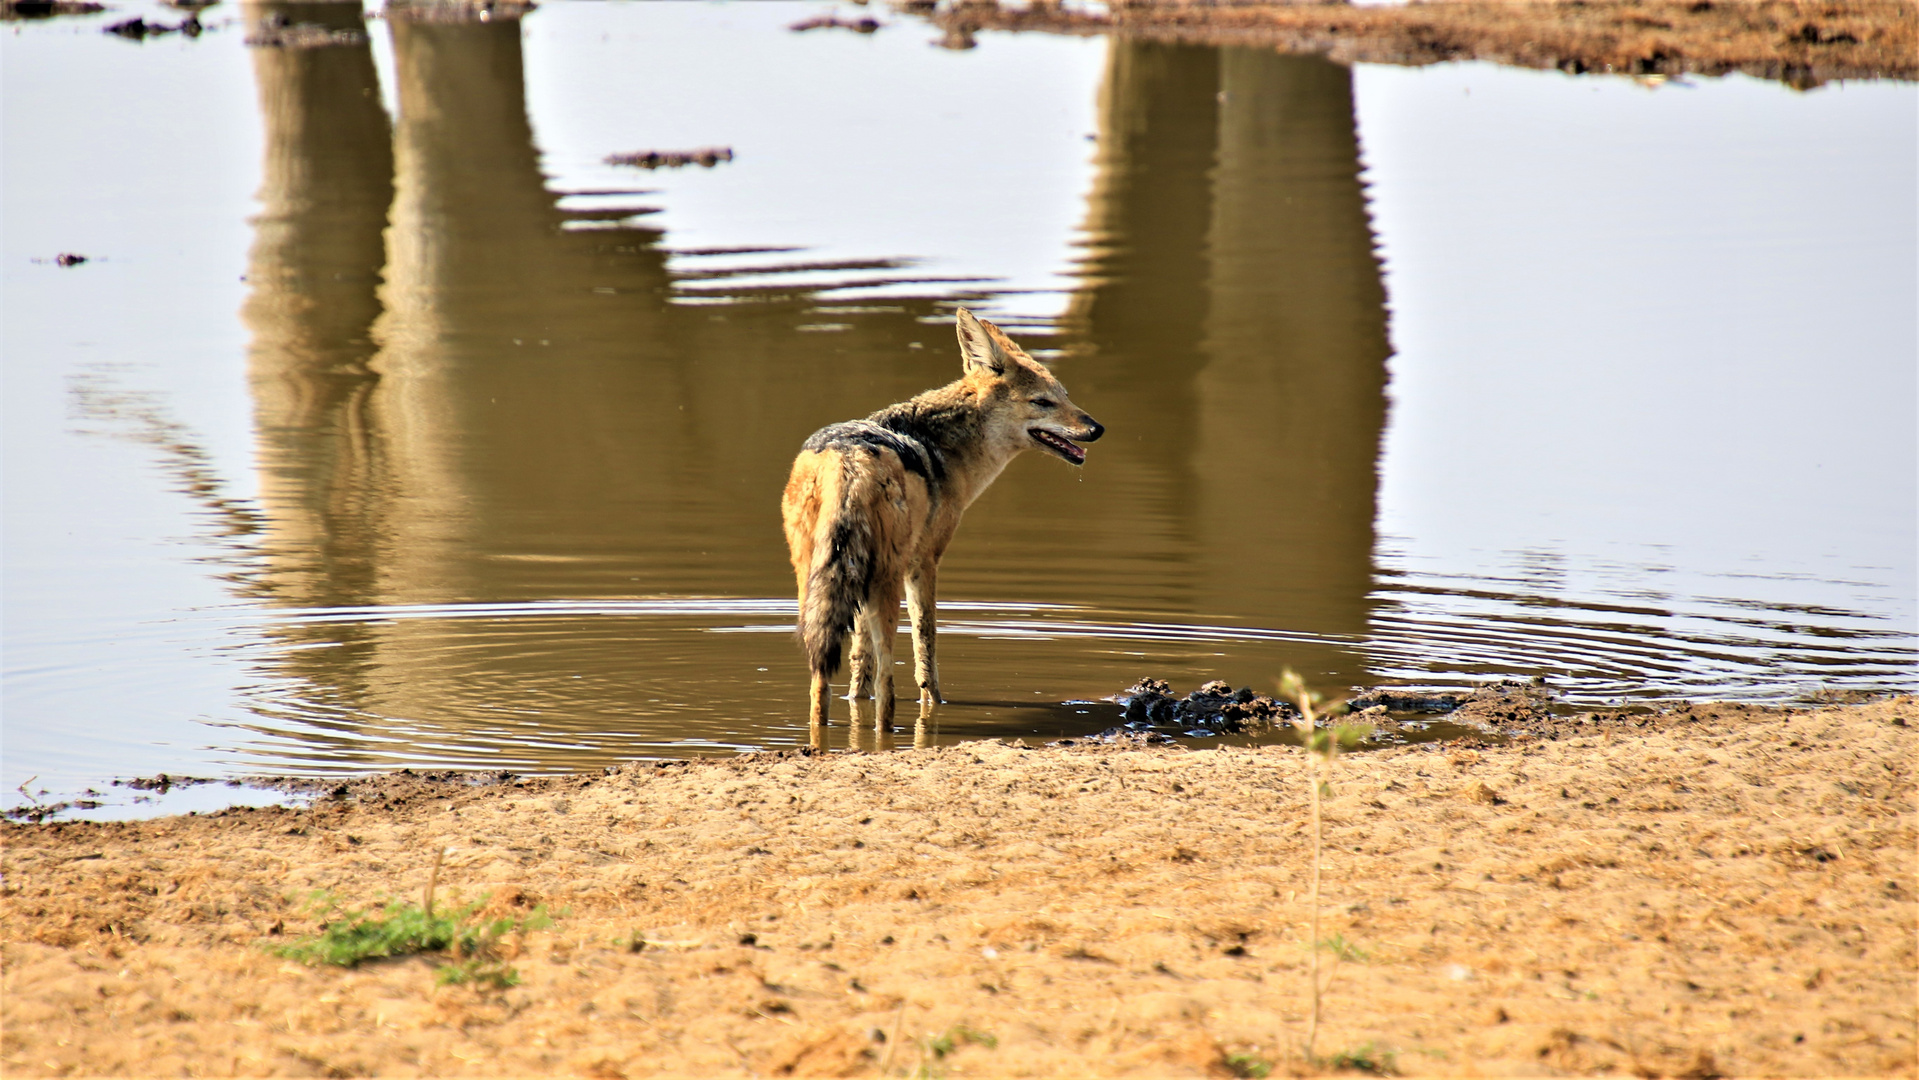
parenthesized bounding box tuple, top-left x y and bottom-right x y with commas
(254, 768, 521, 808)
(1445, 679, 1562, 728)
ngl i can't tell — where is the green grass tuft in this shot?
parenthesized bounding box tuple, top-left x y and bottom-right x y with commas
(1324, 1042, 1398, 1075)
(271, 890, 551, 987)
(1224, 1050, 1274, 1078)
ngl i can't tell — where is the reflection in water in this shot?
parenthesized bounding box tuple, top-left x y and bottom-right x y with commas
(238, 2, 1046, 768)
(242, 0, 392, 612)
(223, 14, 1906, 776)
(1061, 43, 1388, 688)
(227, 21, 1449, 770)
(241, 0, 396, 746)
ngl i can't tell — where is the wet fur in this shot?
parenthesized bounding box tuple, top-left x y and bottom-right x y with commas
(782, 308, 1103, 727)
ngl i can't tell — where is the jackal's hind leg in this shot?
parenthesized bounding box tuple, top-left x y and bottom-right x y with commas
(809, 669, 832, 727)
(906, 565, 943, 707)
(845, 614, 874, 700)
(867, 592, 901, 729)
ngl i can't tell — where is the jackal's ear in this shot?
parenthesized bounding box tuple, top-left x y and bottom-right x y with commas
(955, 307, 1012, 377)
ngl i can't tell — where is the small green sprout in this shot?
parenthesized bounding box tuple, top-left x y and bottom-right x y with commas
(1317, 934, 1370, 963)
(434, 959, 522, 990)
(1224, 1050, 1274, 1078)
(911, 1025, 997, 1077)
(1324, 1041, 1398, 1075)
(1277, 668, 1359, 1063)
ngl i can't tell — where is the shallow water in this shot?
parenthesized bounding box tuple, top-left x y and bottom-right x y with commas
(4, 0, 1914, 804)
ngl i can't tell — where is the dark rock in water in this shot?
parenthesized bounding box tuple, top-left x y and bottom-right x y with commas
(1125, 677, 1171, 698)
(1116, 676, 1296, 735)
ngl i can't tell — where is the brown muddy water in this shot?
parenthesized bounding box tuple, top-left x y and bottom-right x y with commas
(3, 1, 1914, 812)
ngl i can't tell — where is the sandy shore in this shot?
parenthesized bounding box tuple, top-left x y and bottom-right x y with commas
(3, 696, 1914, 1077)
(911, 0, 1917, 86)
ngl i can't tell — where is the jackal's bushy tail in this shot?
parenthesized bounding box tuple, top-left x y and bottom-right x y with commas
(799, 462, 879, 677)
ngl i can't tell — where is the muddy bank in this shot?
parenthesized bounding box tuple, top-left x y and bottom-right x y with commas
(0, 0, 105, 20)
(909, 0, 1916, 86)
(3, 696, 1914, 1077)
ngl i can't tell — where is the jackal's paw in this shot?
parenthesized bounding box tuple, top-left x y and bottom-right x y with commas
(919, 687, 944, 707)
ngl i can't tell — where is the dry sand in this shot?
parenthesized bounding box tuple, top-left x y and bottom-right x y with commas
(3, 697, 1914, 1077)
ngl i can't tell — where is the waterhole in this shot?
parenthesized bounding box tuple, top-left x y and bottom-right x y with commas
(4, 0, 1913, 812)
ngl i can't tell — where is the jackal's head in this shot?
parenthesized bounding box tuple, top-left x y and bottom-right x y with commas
(955, 308, 1104, 466)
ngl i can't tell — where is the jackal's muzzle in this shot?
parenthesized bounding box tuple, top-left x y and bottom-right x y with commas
(1030, 416, 1104, 466)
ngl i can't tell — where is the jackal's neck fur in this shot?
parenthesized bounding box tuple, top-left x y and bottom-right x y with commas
(865, 392, 992, 507)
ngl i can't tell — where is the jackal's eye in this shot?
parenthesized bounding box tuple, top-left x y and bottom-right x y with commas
(1031, 397, 1057, 409)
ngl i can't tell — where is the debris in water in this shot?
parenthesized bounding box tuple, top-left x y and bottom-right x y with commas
(1115, 677, 1293, 734)
(789, 14, 881, 33)
(246, 14, 369, 47)
(104, 14, 202, 39)
(604, 147, 734, 170)
(54, 253, 88, 267)
(1, 0, 107, 18)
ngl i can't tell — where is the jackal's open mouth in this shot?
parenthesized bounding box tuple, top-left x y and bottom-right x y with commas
(1030, 428, 1088, 466)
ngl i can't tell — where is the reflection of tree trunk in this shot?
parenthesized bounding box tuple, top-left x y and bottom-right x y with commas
(241, 0, 395, 610)
(1036, 42, 1220, 612)
(1069, 41, 1217, 358)
(1196, 50, 1388, 645)
(1061, 42, 1387, 681)
(372, 9, 680, 606)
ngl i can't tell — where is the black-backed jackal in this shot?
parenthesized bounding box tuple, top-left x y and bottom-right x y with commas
(782, 308, 1104, 727)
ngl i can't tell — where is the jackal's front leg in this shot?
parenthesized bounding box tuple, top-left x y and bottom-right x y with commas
(906, 564, 942, 706)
